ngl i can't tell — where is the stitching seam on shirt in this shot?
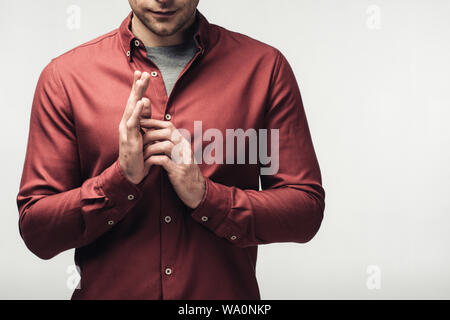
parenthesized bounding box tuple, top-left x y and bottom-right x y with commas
(213, 185, 233, 235)
(61, 31, 119, 55)
(50, 59, 83, 184)
(264, 49, 283, 116)
(49, 59, 74, 125)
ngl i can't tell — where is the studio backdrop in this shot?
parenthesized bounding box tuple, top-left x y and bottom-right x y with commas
(1, 0, 449, 299)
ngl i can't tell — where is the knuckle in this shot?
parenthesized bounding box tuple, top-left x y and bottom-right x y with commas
(126, 120, 134, 130)
(119, 133, 128, 143)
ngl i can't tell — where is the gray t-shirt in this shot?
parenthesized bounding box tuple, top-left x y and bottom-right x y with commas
(145, 37, 199, 96)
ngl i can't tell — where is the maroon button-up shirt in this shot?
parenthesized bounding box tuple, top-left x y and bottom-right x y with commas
(17, 10, 325, 299)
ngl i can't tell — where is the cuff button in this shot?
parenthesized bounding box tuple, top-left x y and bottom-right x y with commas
(230, 235, 237, 241)
(128, 194, 135, 200)
(201, 216, 209, 222)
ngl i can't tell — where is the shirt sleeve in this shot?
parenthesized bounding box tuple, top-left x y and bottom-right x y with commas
(16, 59, 143, 260)
(188, 49, 325, 248)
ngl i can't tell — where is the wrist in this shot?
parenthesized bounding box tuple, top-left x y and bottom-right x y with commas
(190, 178, 206, 209)
(118, 160, 142, 185)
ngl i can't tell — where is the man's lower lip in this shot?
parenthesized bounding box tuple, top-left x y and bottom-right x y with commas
(149, 10, 177, 18)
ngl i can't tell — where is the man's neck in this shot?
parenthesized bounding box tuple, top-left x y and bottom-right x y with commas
(130, 13, 196, 47)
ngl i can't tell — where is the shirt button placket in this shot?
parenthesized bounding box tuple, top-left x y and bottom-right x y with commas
(161, 181, 176, 298)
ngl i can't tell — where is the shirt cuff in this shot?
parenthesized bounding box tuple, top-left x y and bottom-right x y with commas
(98, 159, 143, 220)
(189, 177, 242, 244)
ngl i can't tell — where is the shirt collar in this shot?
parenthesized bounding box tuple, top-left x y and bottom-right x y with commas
(119, 9, 210, 61)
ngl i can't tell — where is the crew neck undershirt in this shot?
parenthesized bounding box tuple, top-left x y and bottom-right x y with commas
(145, 37, 199, 96)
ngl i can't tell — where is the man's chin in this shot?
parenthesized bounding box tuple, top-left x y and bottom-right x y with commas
(152, 29, 177, 37)
(145, 22, 179, 37)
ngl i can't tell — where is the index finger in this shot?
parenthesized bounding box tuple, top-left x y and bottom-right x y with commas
(131, 71, 150, 101)
(123, 71, 150, 122)
(139, 118, 173, 130)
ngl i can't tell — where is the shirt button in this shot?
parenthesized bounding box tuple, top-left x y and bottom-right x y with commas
(127, 194, 135, 200)
(151, 71, 158, 77)
(165, 267, 172, 275)
(230, 235, 237, 241)
(201, 216, 209, 222)
(164, 216, 172, 223)
(164, 113, 172, 121)
(108, 220, 114, 225)
(126, 50, 130, 57)
(134, 39, 140, 47)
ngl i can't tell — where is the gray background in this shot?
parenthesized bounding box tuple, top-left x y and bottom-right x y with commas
(1, 0, 449, 299)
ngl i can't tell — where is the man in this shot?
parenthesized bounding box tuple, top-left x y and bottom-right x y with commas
(17, 0, 325, 299)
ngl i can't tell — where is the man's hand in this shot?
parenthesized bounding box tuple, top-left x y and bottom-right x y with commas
(140, 119, 206, 209)
(118, 70, 152, 184)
